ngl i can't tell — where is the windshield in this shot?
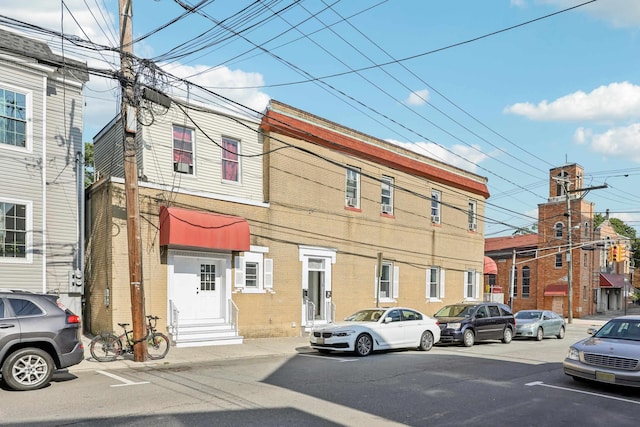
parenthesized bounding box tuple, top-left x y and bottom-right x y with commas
(345, 309, 386, 322)
(594, 319, 640, 341)
(515, 311, 542, 320)
(434, 305, 476, 318)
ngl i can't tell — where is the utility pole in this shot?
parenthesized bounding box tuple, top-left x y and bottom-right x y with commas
(119, 0, 146, 362)
(555, 177, 607, 325)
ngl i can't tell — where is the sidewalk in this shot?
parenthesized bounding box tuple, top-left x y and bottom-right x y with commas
(71, 334, 312, 373)
(72, 305, 640, 373)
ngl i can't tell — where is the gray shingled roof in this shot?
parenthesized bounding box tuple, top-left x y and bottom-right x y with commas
(0, 27, 89, 83)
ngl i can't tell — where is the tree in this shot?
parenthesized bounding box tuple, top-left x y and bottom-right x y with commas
(594, 213, 639, 270)
(84, 142, 94, 188)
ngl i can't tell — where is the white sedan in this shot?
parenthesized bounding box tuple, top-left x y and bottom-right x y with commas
(309, 307, 440, 356)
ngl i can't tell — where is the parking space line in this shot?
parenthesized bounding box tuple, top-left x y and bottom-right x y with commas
(299, 354, 358, 362)
(526, 381, 640, 405)
(96, 370, 150, 387)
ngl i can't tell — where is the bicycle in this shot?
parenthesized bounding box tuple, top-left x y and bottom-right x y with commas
(89, 315, 170, 362)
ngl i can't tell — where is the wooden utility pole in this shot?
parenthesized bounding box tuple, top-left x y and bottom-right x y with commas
(119, 0, 146, 362)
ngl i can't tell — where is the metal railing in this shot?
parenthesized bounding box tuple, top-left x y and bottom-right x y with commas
(169, 299, 179, 341)
(228, 299, 239, 334)
(304, 299, 315, 329)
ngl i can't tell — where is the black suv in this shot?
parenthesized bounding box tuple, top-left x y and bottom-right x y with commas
(434, 302, 515, 347)
(0, 290, 84, 391)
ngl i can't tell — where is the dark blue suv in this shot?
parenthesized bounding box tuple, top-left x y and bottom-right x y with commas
(434, 302, 515, 347)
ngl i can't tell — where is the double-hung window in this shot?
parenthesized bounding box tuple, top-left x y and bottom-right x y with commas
(173, 125, 194, 174)
(511, 267, 518, 297)
(222, 137, 240, 182)
(345, 167, 360, 208)
(381, 176, 393, 214)
(468, 200, 477, 231)
(522, 266, 530, 298)
(376, 261, 398, 302)
(0, 87, 27, 149)
(426, 266, 445, 300)
(555, 222, 563, 238)
(0, 200, 29, 260)
(464, 270, 478, 300)
(431, 190, 441, 224)
(234, 247, 272, 293)
(555, 253, 563, 268)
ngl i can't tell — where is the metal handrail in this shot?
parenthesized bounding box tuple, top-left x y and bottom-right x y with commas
(305, 299, 315, 329)
(169, 299, 179, 341)
(229, 299, 239, 333)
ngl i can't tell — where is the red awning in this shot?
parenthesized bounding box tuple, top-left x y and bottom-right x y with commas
(544, 284, 568, 296)
(600, 273, 625, 288)
(159, 206, 250, 251)
(484, 256, 498, 275)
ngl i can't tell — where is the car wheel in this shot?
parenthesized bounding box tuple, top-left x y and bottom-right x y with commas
(535, 327, 544, 341)
(463, 329, 475, 347)
(418, 331, 434, 351)
(1, 348, 55, 391)
(557, 326, 565, 340)
(502, 327, 513, 344)
(355, 333, 373, 356)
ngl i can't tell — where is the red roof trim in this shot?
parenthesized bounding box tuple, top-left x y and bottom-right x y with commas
(159, 206, 250, 251)
(261, 110, 489, 199)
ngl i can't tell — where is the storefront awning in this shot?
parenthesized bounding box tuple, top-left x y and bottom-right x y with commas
(484, 256, 498, 275)
(544, 284, 568, 296)
(159, 206, 250, 251)
(600, 273, 625, 288)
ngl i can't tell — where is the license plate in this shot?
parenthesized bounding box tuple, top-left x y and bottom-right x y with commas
(596, 371, 615, 383)
(317, 337, 324, 345)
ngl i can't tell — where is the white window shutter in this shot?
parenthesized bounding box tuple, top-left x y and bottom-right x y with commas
(374, 265, 378, 298)
(475, 271, 481, 299)
(425, 268, 430, 298)
(235, 256, 245, 288)
(264, 258, 273, 290)
(392, 266, 399, 299)
(440, 269, 446, 299)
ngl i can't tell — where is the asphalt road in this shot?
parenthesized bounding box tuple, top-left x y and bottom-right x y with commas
(1, 324, 639, 426)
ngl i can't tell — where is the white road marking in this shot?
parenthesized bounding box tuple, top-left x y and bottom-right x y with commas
(526, 381, 640, 405)
(299, 353, 358, 362)
(96, 370, 150, 387)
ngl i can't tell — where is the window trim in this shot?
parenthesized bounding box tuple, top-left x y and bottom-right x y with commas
(431, 190, 441, 224)
(554, 222, 564, 238)
(221, 136, 241, 183)
(376, 261, 398, 303)
(172, 125, 194, 175)
(426, 266, 445, 301)
(468, 199, 477, 231)
(463, 269, 479, 301)
(0, 84, 32, 153)
(345, 166, 361, 209)
(522, 266, 530, 298)
(0, 198, 32, 263)
(234, 246, 272, 293)
(381, 176, 394, 215)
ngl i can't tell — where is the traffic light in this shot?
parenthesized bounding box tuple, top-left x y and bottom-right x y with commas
(607, 246, 614, 263)
(611, 245, 619, 263)
(619, 245, 626, 260)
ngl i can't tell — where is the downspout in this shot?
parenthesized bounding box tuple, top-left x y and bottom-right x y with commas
(41, 75, 47, 293)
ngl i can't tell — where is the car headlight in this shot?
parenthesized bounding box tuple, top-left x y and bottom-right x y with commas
(446, 323, 461, 330)
(567, 347, 580, 360)
(520, 323, 535, 330)
(333, 330, 356, 337)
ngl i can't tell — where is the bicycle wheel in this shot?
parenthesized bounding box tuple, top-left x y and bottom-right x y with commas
(89, 333, 122, 362)
(146, 333, 170, 360)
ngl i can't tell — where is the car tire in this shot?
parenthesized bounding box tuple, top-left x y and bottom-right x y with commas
(557, 326, 565, 340)
(463, 329, 475, 347)
(418, 331, 434, 351)
(1, 348, 55, 391)
(355, 333, 373, 357)
(502, 327, 513, 344)
(535, 327, 544, 341)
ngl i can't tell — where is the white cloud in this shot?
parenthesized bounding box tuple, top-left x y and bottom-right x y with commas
(578, 123, 640, 162)
(512, 0, 640, 28)
(573, 127, 592, 145)
(504, 82, 640, 122)
(405, 89, 429, 106)
(386, 139, 488, 172)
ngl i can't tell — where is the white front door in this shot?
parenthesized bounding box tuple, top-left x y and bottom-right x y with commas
(171, 253, 225, 321)
(299, 246, 336, 327)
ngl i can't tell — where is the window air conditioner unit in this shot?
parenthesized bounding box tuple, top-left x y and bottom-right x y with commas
(346, 197, 357, 207)
(381, 204, 393, 214)
(175, 162, 190, 173)
(468, 223, 477, 231)
(431, 215, 440, 223)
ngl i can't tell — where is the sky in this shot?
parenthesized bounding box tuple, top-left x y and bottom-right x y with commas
(2, 0, 640, 238)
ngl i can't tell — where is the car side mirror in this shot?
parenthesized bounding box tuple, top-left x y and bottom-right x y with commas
(587, 327, 597, 335)
(384, 317, 393, 323)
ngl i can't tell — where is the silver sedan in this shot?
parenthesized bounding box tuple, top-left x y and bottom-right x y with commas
(514, 310, 565, 341)
(564, 316, 640, 387)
